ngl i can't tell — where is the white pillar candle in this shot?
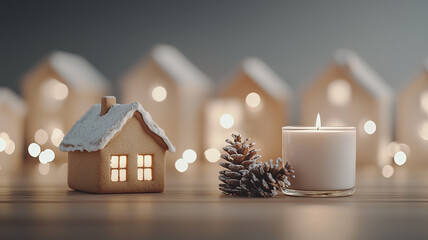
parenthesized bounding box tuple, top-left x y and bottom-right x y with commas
(282, 114, 356, 197)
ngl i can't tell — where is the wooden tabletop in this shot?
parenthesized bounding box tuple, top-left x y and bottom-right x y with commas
(1, 166, 428, 240)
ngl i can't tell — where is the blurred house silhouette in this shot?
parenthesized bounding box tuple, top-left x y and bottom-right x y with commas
(209, 58, 292, 161)
(301, 49, 393, 168)
(0, 88, 26, 178)
(396, 60, 428, 168)
(21, 51, 110, 170)
(121, 44, 213, 168)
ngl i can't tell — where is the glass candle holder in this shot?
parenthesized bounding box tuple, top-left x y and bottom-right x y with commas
(282, 126, 356, 197)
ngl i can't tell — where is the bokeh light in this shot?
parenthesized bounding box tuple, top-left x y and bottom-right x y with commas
(364, 120, 376, 135)
(42, 78, 68, 101)
(205, 148, 221, 163)
(5, 140, 15, 155)
(418, 120, 428, 141)
(182, 149, 197, 163)
(394, 151, 407, 166)
(28, 143, 41, 157)
(245, 92, 261, 108)
(51, 128, 65, 147)
(152, 86, 167, 102)
(420, 90, 428, 113)
(39, 149, 55, 164)
(175, 158, 188, 173)
(382, 165, 394, 178)
(327, 79, 351, 107)
(220, 114, 234, 129)
(38, 162, 50, 175)
(34, 129, 49, 145)
(0, 137, 6, 152)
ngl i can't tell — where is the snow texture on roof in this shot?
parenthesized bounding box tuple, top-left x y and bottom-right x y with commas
(242, 57, 292, 100)
(151, 44, 212, 87)
(0, 88, 27, 116)
(334, 49, 392, 100)
(60, 102, 175, 153)
(49, 51, 110, 92)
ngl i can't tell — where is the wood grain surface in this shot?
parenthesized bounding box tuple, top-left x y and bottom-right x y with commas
(1, 166, 428, 240)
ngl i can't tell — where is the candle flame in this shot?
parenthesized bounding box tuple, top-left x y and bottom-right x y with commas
(316, 113, 321, 130)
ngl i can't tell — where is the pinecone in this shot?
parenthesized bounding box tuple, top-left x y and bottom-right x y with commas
(218, 133, 261, 196)
(240, 158, 295, 197)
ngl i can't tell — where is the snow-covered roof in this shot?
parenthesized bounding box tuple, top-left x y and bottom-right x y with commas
(241, 57, 292, 100)
(151, 44, 212, 87)
(49, 51, 110, 92)
(334, 49, 392, 100)
(60, 102, 175, 153)
(0, 88, 26, 116)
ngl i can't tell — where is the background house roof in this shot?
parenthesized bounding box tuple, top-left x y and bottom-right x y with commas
(0, 87, 27, 116)
(49, 51, 110, 93)
(151, 44, 212, 87)
(241, 57, 292, 101)
(334, 49, 393, 101)
(60, 102, 175, 153)
(425, 59, 428, 74)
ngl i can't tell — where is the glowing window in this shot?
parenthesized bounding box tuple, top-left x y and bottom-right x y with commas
(111, 155, 127, 182)
(327, 79, 351, 107)
(137, 154, 153, 181)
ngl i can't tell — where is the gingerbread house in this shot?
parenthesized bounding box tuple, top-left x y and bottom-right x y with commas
(301, 49, 393, 167)
(21, 51, 110, 168)
(0, 88, 26, 177)
(396, 60, 428, 168)
(121, 44, 212, 167)
(60, 96, 175, 193)
(211, 57, 292, 161)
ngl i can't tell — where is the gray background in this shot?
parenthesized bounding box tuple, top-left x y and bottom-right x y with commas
(1, 0, 428, 123)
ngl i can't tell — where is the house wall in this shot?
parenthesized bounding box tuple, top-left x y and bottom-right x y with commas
(98, 113, 166, 193)
(397, 72, 428, 168)
(217, 71, 288, 161)
(301, 63, 390, 167)
(68, 150, 101, 193)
